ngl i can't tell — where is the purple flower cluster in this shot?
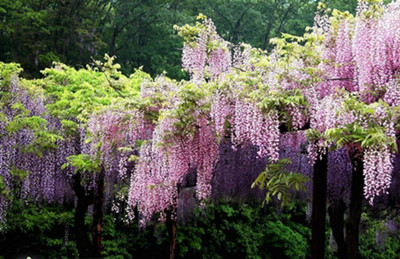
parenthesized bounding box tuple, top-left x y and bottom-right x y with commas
(181, 18, 232, 83)
(364, 146, 393, 205)
(231, 100, 280, 161)
(128, 109, 219, 225)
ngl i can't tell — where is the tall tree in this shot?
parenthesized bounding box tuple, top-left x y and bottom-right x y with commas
(0, 0, 107, 77)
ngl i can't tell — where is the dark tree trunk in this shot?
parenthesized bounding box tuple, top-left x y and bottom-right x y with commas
(109, 27, 118, 57)
(92, 166, 105, 257)
(263, 22, 273, 50)
(166, 216, 177, 259)
(72, 172, 92, 258)
(328, 199, 346, 259)
(311, 152, 328, 259)
(169, 221, 177, 259)
(346, 158, 364, 259)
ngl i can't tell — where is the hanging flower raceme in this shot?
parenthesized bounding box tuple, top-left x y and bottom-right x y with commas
(178, 15, 232, 83)
(353, 12, 376, 103)
(128, 111, 219, 226)
(307, 94, 348, 164)
(363, 146, 393, 205)
(319, 18, 356, 97)
(362, 104, 396, 204)
(319, 95, 397, 204)
(210, 89, 234, 140)
(370, 2, 400, 91)
(0, 64, 72, 228)
(128, 141, 177, 226)
(182, 31, 207, 84)
(231, 99, 280, 162)
(350, 1, 400, 103)
(86, 107, 155, 192)
(207, 47, 232, 80)
(193, 117, 219, 201)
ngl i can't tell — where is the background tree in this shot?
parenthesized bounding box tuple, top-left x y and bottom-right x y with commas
(0, 0, 106, 77)
(1, 0, 357, 79)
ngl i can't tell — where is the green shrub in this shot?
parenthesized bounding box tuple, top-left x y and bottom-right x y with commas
(175, 201, 310, 259)
(0, 200, 311, 258)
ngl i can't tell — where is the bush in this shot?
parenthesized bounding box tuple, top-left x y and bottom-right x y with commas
(0, 200, 310, 258)
(0, 201, 78, 258)
(175, 200, 310, 259)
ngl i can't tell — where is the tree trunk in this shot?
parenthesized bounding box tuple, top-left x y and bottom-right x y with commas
(263, 22, 273, 50)
(72, 172, 92, 258)
(167, 217, 177, 259)
(109, 27, 118, 57)
(92, 166, 105, 257)
(311, 152, 328, 259)
(328, 199, 346, 259)
(346, 158, 364, 259)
